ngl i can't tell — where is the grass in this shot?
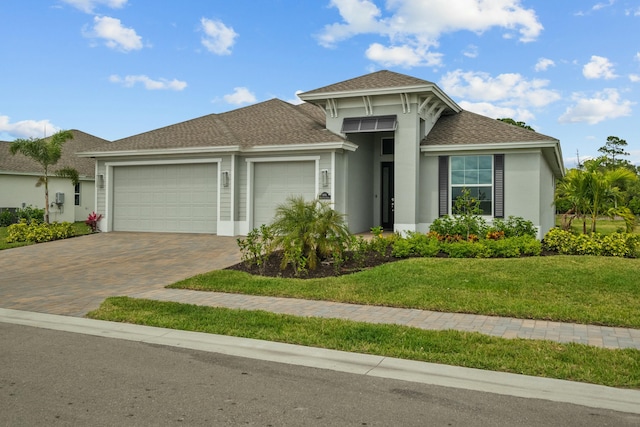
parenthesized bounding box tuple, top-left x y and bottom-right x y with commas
(87, 296, 640, 389)
(169, 256, 640, 328)
(556, 215, 640, 235)
(0, 222, 93, 250)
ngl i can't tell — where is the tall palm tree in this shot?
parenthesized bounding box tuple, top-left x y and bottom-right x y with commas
(9, 130, 78, 223)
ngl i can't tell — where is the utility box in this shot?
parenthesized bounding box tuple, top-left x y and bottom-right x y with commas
(55, 192, 65, 205)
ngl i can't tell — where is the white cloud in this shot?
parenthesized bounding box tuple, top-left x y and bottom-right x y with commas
(61, 0, 127, 14)
(462, 45, 478, 59)
(558, 89, 634, 124)
(630, 74, 640, 82)
(440, 70, 561, 109)
(365, 43, 443, 67)
(200, 18, 238, 55)
(84, 16, 143, 52)
(0, 115, 60, 139)
(287, 90, 304, 105)
(592, 0, 615, 11)
(318, 0, 543, 68)
(223, 87, 256, 105)
(109, 75, 187, 91)
(583, 55, 618, 79)
(535, 57, 555, 72)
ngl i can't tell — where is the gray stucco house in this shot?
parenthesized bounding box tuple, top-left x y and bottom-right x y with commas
(78, 70, 564, 237)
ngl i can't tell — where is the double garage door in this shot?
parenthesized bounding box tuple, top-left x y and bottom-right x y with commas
(112, 163, 217, 233)
(252, 161, 316, 227)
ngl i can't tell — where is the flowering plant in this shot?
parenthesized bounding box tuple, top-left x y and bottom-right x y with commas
(85, 211, 103, 232)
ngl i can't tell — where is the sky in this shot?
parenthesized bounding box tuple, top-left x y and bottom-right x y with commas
(1, 0, 639, 169)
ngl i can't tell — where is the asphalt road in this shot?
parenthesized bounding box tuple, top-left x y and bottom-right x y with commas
(2, 323, 639, 426)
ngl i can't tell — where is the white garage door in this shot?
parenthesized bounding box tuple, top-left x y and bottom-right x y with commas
(253, 161, 316, 227)
(112, 163, 217, 233)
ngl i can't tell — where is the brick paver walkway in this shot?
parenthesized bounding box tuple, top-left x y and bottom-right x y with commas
(127, 289, 640, 350)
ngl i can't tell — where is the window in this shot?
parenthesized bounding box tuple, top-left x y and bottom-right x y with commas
(450, 155, 492, 215)
(439, 154, 504, 217)
(74, 182, 81, 206)
(381, 137, 394, 155)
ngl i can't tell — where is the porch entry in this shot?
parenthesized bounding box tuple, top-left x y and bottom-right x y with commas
(381, 162, 394, 230)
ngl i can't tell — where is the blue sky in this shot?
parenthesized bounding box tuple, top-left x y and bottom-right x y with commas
(1, 0, 639, 168)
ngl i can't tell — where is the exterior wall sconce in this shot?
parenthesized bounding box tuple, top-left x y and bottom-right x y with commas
(321, 169, 329, 187)
(222, 170, 230, 188)
(97, 174, 105, 189)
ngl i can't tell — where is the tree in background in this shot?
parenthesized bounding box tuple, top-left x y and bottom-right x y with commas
(597, 136, 631, 170)
(497, 118, 535, 131)
(9, 130, 79, 223)
(555, 159, 637, 234)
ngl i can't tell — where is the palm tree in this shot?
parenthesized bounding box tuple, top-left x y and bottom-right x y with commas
(556, 162, 637, 233)
(270, 196, 351, 272)
(9, 130, 79, 223)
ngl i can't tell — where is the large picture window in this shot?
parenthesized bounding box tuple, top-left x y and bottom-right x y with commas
(450, 155, 493, 215)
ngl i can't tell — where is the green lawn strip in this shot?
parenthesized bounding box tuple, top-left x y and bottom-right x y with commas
(87, 296, 640, 389)
(168, 256, 640, 329)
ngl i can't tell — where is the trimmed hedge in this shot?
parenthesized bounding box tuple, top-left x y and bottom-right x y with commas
(6, 219, 76, 243)
(542, 228, 640, 258)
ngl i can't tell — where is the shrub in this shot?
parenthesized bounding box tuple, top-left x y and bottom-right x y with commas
(270, 196, 351, 274)
(6, 219, 75, 243)
(237, 224, 276, 274)
(85, 211, 103, 232)
(0, 209, 16, 227)
(429, 215, 487, 241)
(542, 228, 639, 258)
(442, 240, 491, 258)
(16, 205, 45, 223)
(347, 235, 370, 268)
(391, 232, 440, 258)
(491, 216, 537, 238)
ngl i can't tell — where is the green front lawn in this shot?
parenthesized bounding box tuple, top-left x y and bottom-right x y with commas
(0, 222, 93, 250)
(87, 297, 640, 388)
(170, 256, 640, 328)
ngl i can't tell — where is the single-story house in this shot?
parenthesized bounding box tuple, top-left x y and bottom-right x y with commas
(0, 130, 110, 223)
(77, 70, 564, 238)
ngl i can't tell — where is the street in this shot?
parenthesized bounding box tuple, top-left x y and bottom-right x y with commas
(2, 323, 638, 426)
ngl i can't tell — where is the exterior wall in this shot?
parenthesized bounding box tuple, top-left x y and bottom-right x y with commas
(74, 179, 97, 222)
(419, 149, 554, 238)
(0, 173, 94, 223)
(345, 135, 374, 233)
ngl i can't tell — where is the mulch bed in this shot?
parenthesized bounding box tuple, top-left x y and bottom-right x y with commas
(225, 250, 401, 279)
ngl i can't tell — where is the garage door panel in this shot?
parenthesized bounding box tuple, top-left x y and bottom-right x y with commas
(113, 163, 217, 233)
(253, 161, 315, 227)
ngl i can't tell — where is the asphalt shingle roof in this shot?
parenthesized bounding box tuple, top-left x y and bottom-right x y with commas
(300, 70, 436, 96)
(422, 110, 558, 146)
(88, 99, 344, 153)
(0, 130, 109, 177)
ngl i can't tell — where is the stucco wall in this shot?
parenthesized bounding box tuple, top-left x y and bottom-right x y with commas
(345, 135, 374, 233)
(0, 174, 94, 223)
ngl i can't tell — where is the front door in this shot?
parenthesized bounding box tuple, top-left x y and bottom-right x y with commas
(381, 162, 394, 230)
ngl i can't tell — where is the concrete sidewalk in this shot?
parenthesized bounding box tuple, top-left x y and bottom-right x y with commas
(1, 308, 639, 416)
(126, 288, 640, 350)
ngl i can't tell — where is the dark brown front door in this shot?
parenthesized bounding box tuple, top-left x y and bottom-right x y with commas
(381, 162, 394, 230)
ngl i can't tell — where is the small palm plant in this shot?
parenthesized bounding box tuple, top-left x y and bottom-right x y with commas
(270, 196, 351, 274)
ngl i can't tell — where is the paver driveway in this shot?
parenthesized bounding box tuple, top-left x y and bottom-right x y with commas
(0, 233, 241, 316)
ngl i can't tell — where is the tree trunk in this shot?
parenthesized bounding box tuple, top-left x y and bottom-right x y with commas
(44, 176, 50, 224)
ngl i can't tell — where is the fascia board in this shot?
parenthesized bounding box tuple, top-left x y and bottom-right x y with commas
(242, 141, 358, 153)
(76, 145, 242, 158)
(300, 84, 461, 112)
(421, 140, 565, 177)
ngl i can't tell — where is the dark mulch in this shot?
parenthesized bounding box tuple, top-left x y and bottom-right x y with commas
(225, 250, 401, 279)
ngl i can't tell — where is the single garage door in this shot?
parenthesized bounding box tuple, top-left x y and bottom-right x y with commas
(253, 161, 316, 227)
(112, 163, 217, 233)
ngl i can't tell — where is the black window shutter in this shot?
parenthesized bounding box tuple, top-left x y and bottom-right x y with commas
(438, 156, 449, 217)
(494, 154, 504, 218)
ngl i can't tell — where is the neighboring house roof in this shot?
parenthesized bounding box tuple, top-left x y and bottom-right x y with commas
(82, 99, 346, 154)
(423, 110, 558, 146)
(300, 70, 436, 96)
(0, 130, 109, 178)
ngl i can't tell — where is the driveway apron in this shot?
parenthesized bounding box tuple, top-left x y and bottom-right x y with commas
(0, 233, 241, 316)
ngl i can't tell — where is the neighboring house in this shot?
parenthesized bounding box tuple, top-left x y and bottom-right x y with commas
(78, 70, 564, 237)
(0, 130, 110, 223)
